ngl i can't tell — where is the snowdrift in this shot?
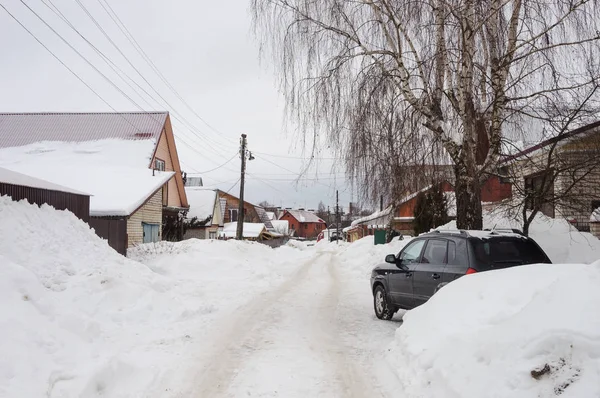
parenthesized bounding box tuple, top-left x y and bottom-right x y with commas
(0, 196, 308, 397)
(388, 263, 600, 398)
(438, 210, 600, 263)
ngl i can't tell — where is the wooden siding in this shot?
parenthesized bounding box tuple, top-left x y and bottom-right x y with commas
(218, 191, 261, 223)
(154, 130, 182, 208)
(127, 189, 163, 247)
(0, 182, 90, 221)
(89, 218, 127, 255)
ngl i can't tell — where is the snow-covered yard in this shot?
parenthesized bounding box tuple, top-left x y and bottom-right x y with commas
(1, 196, 600, 397)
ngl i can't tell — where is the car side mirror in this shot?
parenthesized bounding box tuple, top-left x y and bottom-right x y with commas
(385, 254, 396, 264)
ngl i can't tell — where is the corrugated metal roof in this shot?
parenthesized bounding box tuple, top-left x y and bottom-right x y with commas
(284, 209, 325, 224)
(254, 206, 274, 229)
(0, 112, 168, 149)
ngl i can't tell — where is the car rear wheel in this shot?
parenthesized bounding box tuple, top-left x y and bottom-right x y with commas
(374, 285, 394, 320)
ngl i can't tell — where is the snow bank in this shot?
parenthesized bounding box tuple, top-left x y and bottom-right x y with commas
(388, 263, 600, 398)
(438, 210, 600, 264)
(336, 235, 411, 278)
(0, 195, 179, 396)
(0, 196, 310, 397)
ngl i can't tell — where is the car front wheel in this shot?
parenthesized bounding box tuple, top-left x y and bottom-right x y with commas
(373, 285, 395, 320)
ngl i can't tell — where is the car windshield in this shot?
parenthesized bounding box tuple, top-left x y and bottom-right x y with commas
(471, 238, 549, 269)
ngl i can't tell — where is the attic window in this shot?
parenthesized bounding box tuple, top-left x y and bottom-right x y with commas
(154, 158, 166, 171)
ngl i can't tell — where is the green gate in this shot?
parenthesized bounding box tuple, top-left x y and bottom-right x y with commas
(374, 229, 386, 245)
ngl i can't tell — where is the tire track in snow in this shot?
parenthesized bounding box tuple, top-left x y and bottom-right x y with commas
(189, 251, 323, 397)
(314, 254, 373, 398)
(188, 249, 388, 397)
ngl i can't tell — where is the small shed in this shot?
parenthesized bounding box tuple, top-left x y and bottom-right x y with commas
(0, 167, 90, 221)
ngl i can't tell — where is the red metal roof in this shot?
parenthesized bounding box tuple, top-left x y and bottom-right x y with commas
(0, 112, 168, 149)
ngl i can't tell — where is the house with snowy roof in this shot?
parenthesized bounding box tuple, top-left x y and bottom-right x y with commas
(183, 187, 224, 239)
(279, 209, 326, 239)
(215, 189, 274, 230)
(501, 120, 600, 233)
(0, 112, 189, 255)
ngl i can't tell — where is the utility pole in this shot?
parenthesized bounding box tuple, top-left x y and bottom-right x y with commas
(336, 190, 340, 244)
(236, 134, 247, 240)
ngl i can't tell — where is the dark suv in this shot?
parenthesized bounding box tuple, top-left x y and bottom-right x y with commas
(370, 230, 552, 320)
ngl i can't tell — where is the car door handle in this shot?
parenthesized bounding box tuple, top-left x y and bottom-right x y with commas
(431, 273, 441, 280)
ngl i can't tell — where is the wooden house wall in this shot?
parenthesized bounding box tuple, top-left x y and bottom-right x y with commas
(88, 217, 127, 255)
(154, 130, 182, 208)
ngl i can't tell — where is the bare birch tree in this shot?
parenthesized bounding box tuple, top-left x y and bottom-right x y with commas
(251, 0, 600, 229)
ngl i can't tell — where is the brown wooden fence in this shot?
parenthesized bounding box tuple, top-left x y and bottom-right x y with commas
(88, 218, 128, 255)
(0, 182, 90, 221)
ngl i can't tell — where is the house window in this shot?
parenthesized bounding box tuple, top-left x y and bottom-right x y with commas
(154, 158, 166, 171)
(209, 231, 217, 239)
(142, 223, 160, 244)
(229, 209, 238, 222)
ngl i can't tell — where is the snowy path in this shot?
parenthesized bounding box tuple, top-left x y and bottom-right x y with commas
(178, 249, 402, 397)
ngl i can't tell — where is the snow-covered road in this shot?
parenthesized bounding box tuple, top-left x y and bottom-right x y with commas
(167, 247, 402, 398)
(4, 196, 600, 397)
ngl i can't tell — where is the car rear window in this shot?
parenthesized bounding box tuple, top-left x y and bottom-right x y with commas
(471, 238, 549, 269)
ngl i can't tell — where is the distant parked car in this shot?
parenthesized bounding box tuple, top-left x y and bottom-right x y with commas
(370, 230, 552, 320)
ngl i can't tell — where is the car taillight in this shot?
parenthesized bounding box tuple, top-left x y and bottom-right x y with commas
(466, 268, 477, 275)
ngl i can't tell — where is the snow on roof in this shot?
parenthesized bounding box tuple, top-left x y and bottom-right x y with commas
(591, 207, 600, 222)
(351, 206, 393, 226)
(221, 222, 266, 238)
(0, 139, 173, 216)
(270, 220, 289, 235)
(285, 209, 325, 224)
(0, 112, 167, 149)
(265, 211, 276, 220)
(399, 185, 433, 204)
(185, 188, 216, 222)
(0, 167, 89, 196)
(255, 206, 274, 229)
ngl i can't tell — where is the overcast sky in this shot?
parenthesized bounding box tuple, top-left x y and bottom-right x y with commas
(0, 0, 358, 210)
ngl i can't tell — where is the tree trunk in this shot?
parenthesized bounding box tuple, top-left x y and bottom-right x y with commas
(454, 161, 483, 230)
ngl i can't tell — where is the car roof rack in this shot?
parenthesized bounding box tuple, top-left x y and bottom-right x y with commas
(430, 230, 469, 235)
(483, 228, 524, 235)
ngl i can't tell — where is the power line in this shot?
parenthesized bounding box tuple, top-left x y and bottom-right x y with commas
(15, 0, 231, 167)
(94, 0, 238, 148)
(225, 177, 241, 194)
(69, 0, 235, 159)
(0, 3, 129, 117)
(188, 153, 238, 175)
(1, 2, 224, 177)
(252, 150, 338, 160)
